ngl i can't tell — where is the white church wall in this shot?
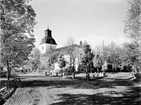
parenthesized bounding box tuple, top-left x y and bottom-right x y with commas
(39, 43, 56, 54)
(45, 43, 56, 52)
(39, 44, 46, 54)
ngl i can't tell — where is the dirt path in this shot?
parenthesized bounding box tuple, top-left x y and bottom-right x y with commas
(4, 73, 141, 105)
(4, 87, 41, 105)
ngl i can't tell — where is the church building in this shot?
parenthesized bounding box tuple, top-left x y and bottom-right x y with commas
(39, 28, 84, 75)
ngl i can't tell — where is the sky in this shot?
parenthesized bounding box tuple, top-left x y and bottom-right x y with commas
(30, 0, 129, 49)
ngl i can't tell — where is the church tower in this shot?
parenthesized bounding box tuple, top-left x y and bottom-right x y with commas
(39, 28, 57, 54)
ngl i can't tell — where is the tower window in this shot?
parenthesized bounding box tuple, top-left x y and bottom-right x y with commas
(42, 46, 44, 50)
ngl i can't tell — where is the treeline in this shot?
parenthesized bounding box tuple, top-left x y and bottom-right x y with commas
(77, 42, 136, 73)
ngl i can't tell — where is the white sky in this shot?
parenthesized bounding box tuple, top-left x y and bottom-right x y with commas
(30, 0, 130, 49)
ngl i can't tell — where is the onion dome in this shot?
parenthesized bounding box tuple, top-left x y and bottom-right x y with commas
(40, 28, 57, 45)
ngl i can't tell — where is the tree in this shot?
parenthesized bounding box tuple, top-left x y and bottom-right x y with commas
(95, 42, 122, 72)
(66, 37, 76, 78)
(28, 48, 40, 72)
(119, 42, 138, 74)
(120, 43, 137, 65)
(106, 43, 122, 70)
(46, 54, 58, 75)
(58, 54, 66, 76)
(0, 0, 36, 80)
(125, 0, 141, 73)
(81, 42, 94, 80)
(93, 54, 103, 77)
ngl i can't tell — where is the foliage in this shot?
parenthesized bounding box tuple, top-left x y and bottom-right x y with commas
(125, 0, 141, 41)
(66, 37, 76, 67)
(58, 54, 66, 69)
(93, 55, 103, 68)
(39, 53, 58, 72)
(65, 37, 77, 77)
(28, 48, 40, 71)
(105, 43, 122, 67)
(0, 0, 36, 72)
(124, 0, 141, 71)
(95, 41, 140, 72)
(80, 42, 94, 80)
(46, 54, 58, 71)
(81, 42, 94, 66)
(120, 43, 139, 67)
(96, 42, 122, 68)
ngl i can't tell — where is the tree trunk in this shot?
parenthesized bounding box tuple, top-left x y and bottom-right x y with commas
(72, 72, 75, 78)
(97, 67, 99, 77)
(103, 69, 106, 76)
(6, 60, 10, 81)
(86, 66, 90, 80)
(72, 66, 75, 79)
(0, 28, 2, 68)
(56, 72, 58, 77)
(45, 72, 47, 76)
(62, 68, 65, 76)
(102, 66, 106, 76)
(132, 66, 140, 80)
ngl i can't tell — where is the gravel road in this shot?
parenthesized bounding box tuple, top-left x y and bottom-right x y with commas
(4, 73, 141, 105)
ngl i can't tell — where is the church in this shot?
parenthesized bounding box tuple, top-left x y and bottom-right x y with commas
(39, 28, 84, 75)
(39, 28, 57, 54)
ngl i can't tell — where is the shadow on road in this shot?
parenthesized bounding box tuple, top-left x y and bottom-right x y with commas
(19, 76, 134, 89)
(50, 87, 140, 105)
(18, 76, 141, 105)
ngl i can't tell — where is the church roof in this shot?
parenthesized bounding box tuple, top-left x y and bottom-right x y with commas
(40, 28, 57, 45)
(40, 36, 57, 45)
(42, 44, 83, 57)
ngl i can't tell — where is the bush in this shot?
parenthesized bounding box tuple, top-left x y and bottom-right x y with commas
(64, 67, 74, 75)
(0, 71, 7, 78)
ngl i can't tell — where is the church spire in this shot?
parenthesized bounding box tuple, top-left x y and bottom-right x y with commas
(44, 28, 52, 37)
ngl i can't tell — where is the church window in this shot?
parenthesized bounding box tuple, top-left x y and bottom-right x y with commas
(42, 46, 44, 50)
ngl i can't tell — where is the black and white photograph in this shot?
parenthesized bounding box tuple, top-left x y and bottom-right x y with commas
(0, 0, 141, 105)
